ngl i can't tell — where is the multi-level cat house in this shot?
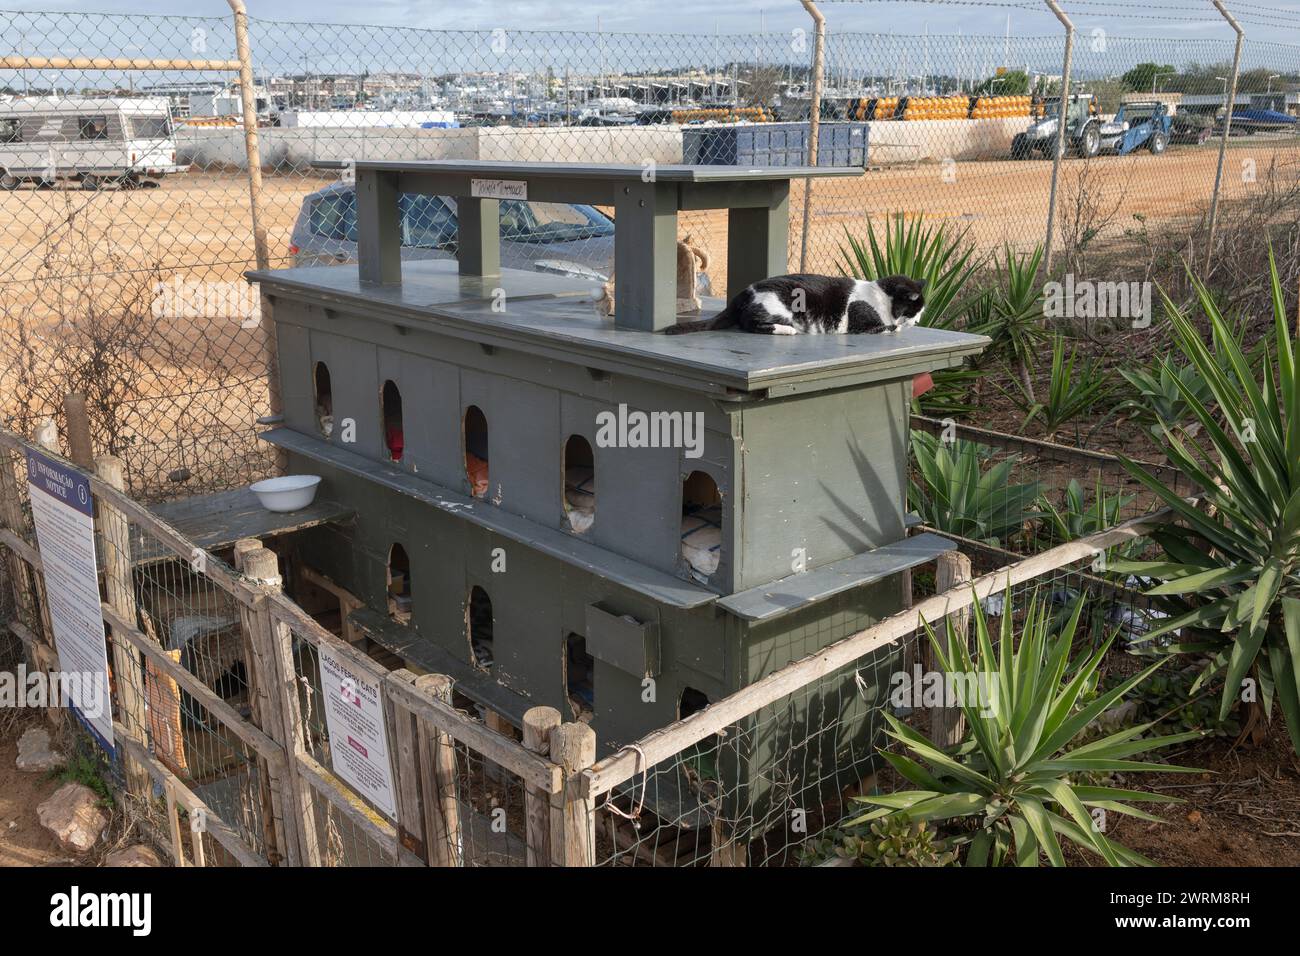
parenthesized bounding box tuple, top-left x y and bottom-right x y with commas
(249, 159, 986, 824)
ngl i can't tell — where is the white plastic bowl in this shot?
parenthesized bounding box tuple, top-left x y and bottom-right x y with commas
(249, 475, 321, 513)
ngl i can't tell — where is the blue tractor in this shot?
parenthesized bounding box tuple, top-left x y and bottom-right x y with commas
(1097, 100, 1173, 156)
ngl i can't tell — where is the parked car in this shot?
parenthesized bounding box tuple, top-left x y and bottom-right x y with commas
(0, 96, 188, 190)
(1170, 110, 1215, 145)
(290, 183, 628, 282)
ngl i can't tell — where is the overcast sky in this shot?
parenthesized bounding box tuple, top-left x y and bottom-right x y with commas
(20, 1, 1300, 42)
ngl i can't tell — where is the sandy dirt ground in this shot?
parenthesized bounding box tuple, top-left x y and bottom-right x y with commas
(0, 136, 1294, 304)
(0, 714, 72, 867)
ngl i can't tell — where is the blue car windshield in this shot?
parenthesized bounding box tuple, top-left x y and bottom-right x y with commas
(309, 191, 614, 246)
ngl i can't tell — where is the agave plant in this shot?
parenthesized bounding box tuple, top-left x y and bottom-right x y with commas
(1039, 478, 1135, 545)
(967, 245, 1053, 403)
(838, 815, 958, 867)
(909, 430, 1042, 547)
(1007, 333, 1116, 440)
(1115, 358, 1215, 443)
(849, 591, 1201, 866)
(1111, 250, 1300, 754)
(839, 213, 981, 328)
(1115, 315, 1266, 444)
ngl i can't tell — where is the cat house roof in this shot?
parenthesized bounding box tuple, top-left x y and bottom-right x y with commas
(249, 258, 988, 398)
(336, 158, 864, 186)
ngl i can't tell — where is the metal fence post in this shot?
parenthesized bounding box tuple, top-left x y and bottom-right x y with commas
(799, 1, 825, 272)
(227, 0, 284, 440)
(1206, 0, 1245, 271)
(1042, 0, 1075, 278)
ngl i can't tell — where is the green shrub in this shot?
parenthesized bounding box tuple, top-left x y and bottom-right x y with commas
(797, 816, 958, 867)
(1115, 358, 1215, 442)
(965, 245, 1053, 403)
(1009, 334, 1116, 440)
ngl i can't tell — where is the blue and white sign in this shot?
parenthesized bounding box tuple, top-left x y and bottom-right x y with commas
(25, 449, 114, 753)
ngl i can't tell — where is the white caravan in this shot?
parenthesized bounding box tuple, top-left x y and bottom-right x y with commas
(0, 96, 190, 190)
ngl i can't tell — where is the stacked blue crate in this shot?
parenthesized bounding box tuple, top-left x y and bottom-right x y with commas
(682, 122, 868, 167)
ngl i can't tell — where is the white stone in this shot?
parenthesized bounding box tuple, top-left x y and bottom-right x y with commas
(15, 727, 64, 772)
(37, 783, 108, 855)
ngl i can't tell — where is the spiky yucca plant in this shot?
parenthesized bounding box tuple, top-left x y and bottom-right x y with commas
(967, 245, 1052, 403)
(1112, 250, 1300, 754)
(849, 591, 1201, 866)
(1010, 333, 1116, 440)
(839, 213, 980, 328)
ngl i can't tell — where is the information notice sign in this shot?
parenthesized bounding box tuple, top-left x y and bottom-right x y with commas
(25, 449, 114, 752)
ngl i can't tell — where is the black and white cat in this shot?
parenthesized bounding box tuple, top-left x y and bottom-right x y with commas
(664, 274, 926, 336)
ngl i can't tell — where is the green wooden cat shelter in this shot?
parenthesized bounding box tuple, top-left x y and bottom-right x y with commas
(248, 159, 987, 833)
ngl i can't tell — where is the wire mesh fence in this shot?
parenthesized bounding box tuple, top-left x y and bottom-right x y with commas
(591, 518, 1173, 867)
(1, 7, 1298, 499)
(908, 413, 1192, 564)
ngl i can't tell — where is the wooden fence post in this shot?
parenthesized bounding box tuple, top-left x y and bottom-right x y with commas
(383, 668, 428, 865)
(413, 673, 462, 867)
(243, 546, 319, 865)
(232, 537, 261, 573)
(930, 551, 973, 749)
(711, 818, 748, 867)
(0, 443, 44, 664)
(62, 394, 94, 469)
(95, 455, 151, 797)
(522, 706, 561, 866)
(237, 544, 295, 866)
(548, 721, 596, 867)
(139, 609, 187, 777)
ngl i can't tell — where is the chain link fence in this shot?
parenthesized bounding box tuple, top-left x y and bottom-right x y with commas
(1, 7, 1298, 502)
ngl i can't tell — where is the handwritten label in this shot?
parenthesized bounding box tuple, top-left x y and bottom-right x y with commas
(470, 178, 527, 201)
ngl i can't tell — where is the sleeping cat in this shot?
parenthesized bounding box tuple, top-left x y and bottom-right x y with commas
(663, 274, 926, 336)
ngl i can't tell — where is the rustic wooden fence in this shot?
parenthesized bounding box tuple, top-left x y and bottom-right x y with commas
(0, 424, 596, 866)
(0, 420, 1173, 866)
